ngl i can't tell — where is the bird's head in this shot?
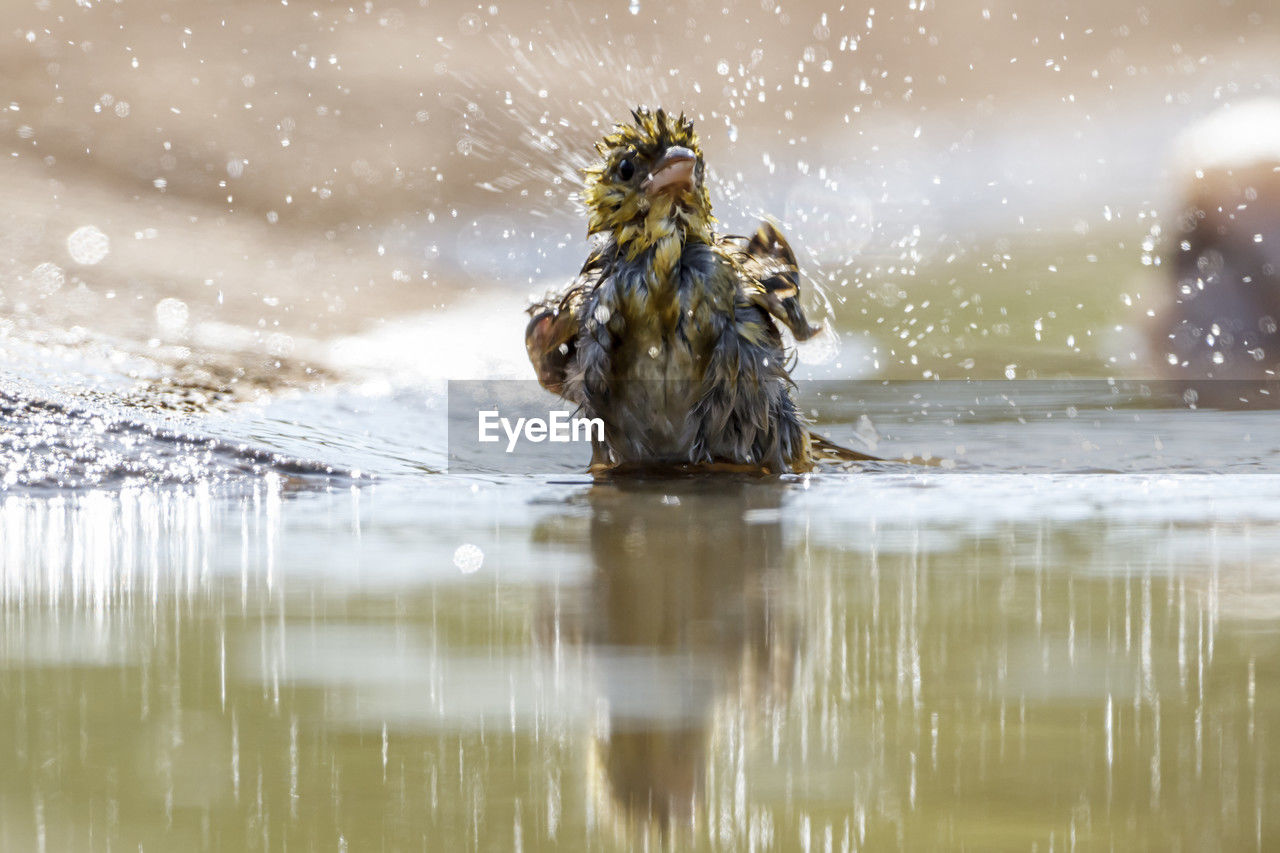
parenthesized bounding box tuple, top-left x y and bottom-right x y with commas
(582, 108, 714, 258)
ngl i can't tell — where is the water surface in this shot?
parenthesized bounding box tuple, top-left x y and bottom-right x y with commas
(3, 0, 1280, 849)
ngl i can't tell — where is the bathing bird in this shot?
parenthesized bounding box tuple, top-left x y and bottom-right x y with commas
(525, 107, 872, 473)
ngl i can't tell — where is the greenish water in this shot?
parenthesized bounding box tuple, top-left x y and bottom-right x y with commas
(3, 443, 1280, 850)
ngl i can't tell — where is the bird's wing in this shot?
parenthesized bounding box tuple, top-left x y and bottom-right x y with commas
(718, 220, 823, 342)
(525, 247, 610, 395)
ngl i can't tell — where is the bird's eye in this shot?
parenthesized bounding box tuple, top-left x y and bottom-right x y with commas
(617, 159, 635, 181)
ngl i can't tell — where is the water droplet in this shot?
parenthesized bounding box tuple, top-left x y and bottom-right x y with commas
(453, 543, 483, 574)
(66, 225, 110, 265)
(155, 298, 189, 334)
(30, 262, 64, 295)
(854, 415, 880, 451)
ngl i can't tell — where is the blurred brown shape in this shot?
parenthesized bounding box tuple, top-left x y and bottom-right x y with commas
(1153, 101, 1280, 390)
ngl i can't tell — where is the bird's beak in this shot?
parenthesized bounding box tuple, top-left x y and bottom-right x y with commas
(641, 146, 697, 197)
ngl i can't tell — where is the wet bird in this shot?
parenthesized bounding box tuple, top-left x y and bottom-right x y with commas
(526, 108, 871, 473)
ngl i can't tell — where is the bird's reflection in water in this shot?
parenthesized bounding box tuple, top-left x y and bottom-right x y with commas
(571, 475, 800, 838)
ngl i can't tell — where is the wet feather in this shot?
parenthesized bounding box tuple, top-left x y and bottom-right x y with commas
(526, 108, 837, 473)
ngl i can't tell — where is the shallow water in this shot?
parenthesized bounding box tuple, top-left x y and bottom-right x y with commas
(4, 0, 1280, 849)
(3, 379, 1280, 850)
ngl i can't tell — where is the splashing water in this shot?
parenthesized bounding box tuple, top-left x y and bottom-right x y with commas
(65, 225, 110, 265)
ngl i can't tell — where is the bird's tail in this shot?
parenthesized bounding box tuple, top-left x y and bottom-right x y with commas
(809, 431, 947, 468)
(808, 431, 883, 463)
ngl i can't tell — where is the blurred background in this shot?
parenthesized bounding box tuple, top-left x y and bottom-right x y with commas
(3, 0, 1279, 390)
(4, 2, 1280, 851)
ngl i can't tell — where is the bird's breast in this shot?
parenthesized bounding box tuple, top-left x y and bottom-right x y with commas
(584, 244, 735, 457)
(614, 248, 726, 375)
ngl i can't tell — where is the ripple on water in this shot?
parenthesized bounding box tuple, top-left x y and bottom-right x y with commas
(0, 389, 361, 491)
